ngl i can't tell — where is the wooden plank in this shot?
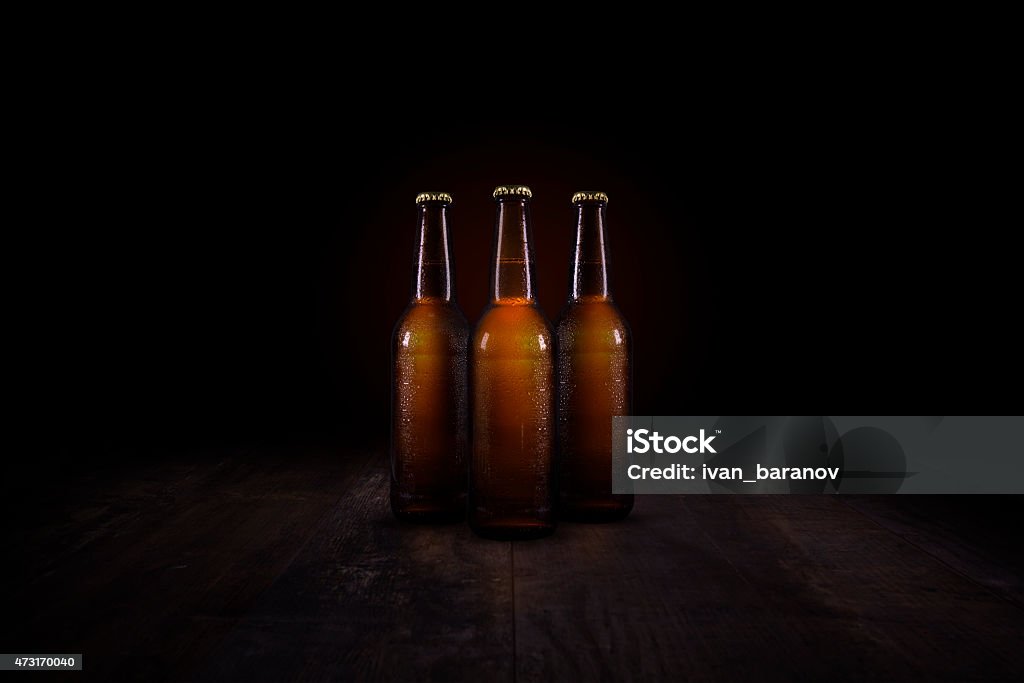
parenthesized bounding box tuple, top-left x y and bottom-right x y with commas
(3, 444, 373, 682)
(513, 495, 1024, 682)
(685, 496, 1024, 680)
(195, 455, 515, 683)
(841, 495, 1024, 607)
(512, 495, 763, 682)
(8, 452, 1024, 681)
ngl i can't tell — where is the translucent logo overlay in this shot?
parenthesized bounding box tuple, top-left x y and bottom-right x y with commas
(611, 416, 1024, 494)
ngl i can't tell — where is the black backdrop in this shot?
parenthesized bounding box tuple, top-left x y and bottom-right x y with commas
(20, 77, 1021, 480)
(5, 35, 1023, 682)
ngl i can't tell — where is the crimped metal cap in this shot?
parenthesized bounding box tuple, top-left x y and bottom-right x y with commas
(571, 191, 609, 204)
(415, 192, 453, 204)
(492, 185, 533, 199)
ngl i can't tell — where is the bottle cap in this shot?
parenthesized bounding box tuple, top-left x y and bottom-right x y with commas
(415, 192, 453, 204)
(571, 191, 609, 204)
(493, 185, 533, 199)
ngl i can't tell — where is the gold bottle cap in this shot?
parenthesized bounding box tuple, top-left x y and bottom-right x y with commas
(493, 185, 533, 199)
(571, 191, 609, 204)
(415, 192, 453, 204)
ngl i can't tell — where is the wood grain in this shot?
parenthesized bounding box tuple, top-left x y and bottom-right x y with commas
(4, 448, 1022, 682)
(3, 444, 374, 682)
(196, 456, 515, 683)
(513, 495, 1024, 682)
(842, 495, 1024, 607)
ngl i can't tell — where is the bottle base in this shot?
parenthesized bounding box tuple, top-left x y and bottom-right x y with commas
(469, 514, 556, 541)
(559, 495, 633, 523)
(391, 497, 466, 524)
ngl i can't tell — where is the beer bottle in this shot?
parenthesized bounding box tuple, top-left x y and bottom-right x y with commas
(469, 185, 556, 539)
(390, 192, 469, 522)
(557, 191, 634, 522)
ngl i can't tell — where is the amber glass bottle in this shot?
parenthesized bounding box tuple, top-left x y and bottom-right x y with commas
(469, 185, 556, 540)
(557, 191, 633, 522)
(390, 192, 469, 522)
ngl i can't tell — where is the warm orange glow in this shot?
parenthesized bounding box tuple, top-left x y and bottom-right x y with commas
(492, 296, 534, 306)
(470, 303, 555, 537)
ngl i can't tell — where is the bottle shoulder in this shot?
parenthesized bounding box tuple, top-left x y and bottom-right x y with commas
(475, 303, 552, 331)
(557, 299, 630, 329)
(556, 300, 631, 349)
(472, 304, 553, 356)
(394, 301, 469, 328)
(393, 302, 470, 353)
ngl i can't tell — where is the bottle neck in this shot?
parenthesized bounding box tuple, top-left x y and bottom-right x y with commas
(490, 199, 537, 304)
(570, 202, 610, 301)
(411, 202, 454, 302)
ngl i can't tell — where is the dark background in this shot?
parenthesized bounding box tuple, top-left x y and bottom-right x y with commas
(5, 50, 1024, 682)
(15, 71, 1021, 479)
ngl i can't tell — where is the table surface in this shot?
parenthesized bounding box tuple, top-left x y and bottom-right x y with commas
(4, 444, 1023, 682)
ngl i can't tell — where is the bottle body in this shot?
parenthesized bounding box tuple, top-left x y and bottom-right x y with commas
(557, 299, 633, 521)
(469, 186, 556, 539)
(470, 303, 556, 538)
(390, 194, 468, 522)
(556, 193, 634, 522)
(391, 302, 469, 521)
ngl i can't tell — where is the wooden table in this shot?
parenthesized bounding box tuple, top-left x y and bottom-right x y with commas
(5, 445, 1023, 681)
